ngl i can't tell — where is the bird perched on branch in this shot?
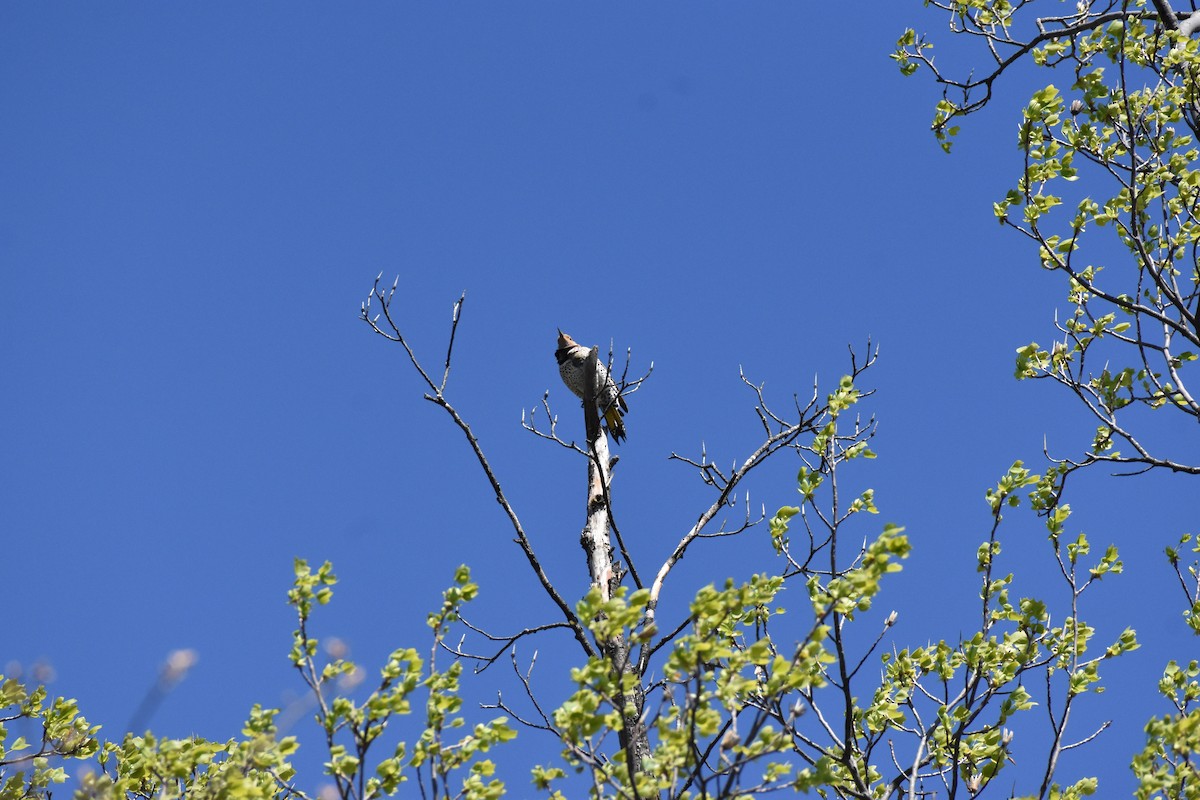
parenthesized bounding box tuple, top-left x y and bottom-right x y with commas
(555, 330, 628, 443)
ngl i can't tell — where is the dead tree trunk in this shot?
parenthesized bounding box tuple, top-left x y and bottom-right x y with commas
(579, 346, 651, 792)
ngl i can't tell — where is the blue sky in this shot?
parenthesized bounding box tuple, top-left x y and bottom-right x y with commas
(3, 3, 1194, 795)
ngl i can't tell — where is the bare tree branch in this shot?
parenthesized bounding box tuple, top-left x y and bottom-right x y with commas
(362, 277, 597, 659)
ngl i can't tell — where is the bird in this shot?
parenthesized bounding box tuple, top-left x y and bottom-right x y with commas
(555, 330, 628, 443)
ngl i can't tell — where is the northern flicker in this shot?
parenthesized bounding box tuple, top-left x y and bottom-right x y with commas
(555, 330, 628, 443)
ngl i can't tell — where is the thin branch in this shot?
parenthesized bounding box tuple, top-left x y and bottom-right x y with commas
(440, 615, 575, 673)
(522, 392, 589, 456)
(361, 279, 597, 659)
(440, 292, 465, 392)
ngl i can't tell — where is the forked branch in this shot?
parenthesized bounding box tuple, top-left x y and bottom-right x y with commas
(361, 276, 596, 659)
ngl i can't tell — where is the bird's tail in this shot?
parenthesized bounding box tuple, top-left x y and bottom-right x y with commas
(604, 404, 627, 444)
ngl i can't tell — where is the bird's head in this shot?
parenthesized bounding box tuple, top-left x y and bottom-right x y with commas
(556, 330, 578, 350)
